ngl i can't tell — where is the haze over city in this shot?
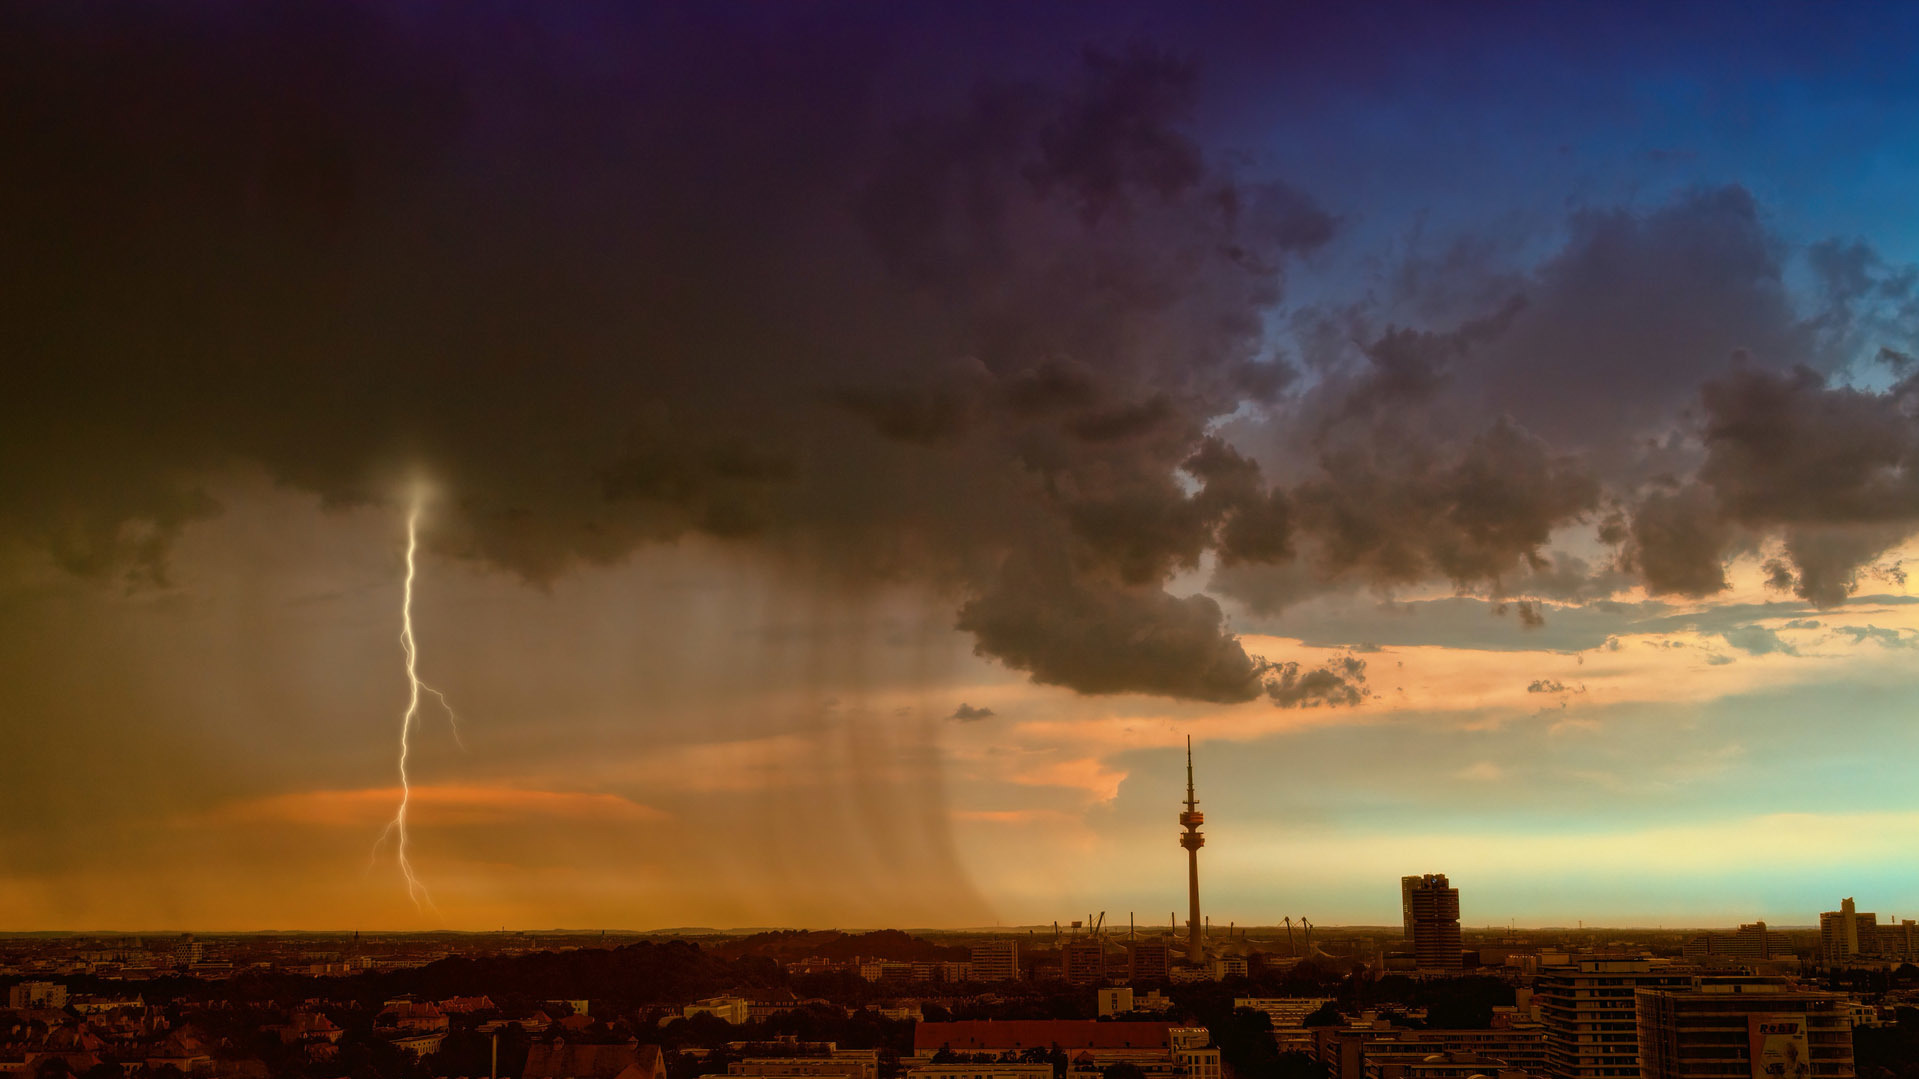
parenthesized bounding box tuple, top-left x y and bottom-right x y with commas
(7, 1, 1919, 939)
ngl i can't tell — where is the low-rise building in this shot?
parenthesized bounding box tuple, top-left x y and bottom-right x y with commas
(1682, 923, 1793, 962)
(6, 983, 67, 1010)
(1314, 1018, 1548, 1079)
(905, 1064, 1051, 1079)
(685, 998, 751, 1025)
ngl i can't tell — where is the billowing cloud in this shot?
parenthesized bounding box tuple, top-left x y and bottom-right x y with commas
(0, 6, 1336, 702)
(6, 3, 1919, 717)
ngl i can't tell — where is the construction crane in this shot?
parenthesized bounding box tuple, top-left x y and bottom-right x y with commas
(1284, 917, 1296, 955)
(1092, 911, 1106, 939)
(1301, 916, 1315, 955)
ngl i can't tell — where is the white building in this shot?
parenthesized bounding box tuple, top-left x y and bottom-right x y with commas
(1170, 1029, 1220, 1079)
(7, 982, 67, 1009)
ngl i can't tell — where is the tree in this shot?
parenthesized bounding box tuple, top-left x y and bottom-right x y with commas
(1274, 1052, 1329, 1079)
(1302, 1002, 1343, 1028)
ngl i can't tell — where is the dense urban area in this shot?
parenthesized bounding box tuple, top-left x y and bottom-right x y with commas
(6, 881, 1919, 1079)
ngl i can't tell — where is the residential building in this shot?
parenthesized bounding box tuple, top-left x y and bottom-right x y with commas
(377, 999, 449, 1034)
(1683, 923, 1793, 961)
(725, 1052, 863, 1075)
(1537, 958, 1693, 1079)
(1371, 1052, 1528, 1079)
(6, 982, 67, 1010)
(1129, 942, 1171, 983)
(1820, 900, 1875, 966)
(391, 1032, 446, 1058)
(1170, 1028, 1221, 1079)
(1098, 988, 1134, 1017)
(172, 937, 204, 967)
(1209, 955, 1247, 980)
(685, 997, 751, 1024)
(1062, 939, 1105, 984)
(1236, 999, 1333, 1053)
(1403, 874, 1463, 970)
(858, 961, 914, 983)
(906, 1066, 1051, 1079)
(971, 941, 1020, 984)
(1314, 1019, 1548, 1079)
(1636, 977, 1854, 1079)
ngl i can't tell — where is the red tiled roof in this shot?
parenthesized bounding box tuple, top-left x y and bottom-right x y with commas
(913, 1022, 1172, 1054)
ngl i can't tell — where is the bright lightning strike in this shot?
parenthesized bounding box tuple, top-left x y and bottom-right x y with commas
(380, 485, 463, 913)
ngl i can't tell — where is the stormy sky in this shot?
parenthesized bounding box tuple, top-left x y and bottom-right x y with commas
(6, 1, 1919, 930)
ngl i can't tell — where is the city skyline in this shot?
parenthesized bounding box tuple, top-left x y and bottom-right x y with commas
(7, 3, 1919, 933)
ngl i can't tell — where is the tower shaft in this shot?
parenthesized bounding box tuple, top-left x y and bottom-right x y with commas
(1177, 736, 1205, 964)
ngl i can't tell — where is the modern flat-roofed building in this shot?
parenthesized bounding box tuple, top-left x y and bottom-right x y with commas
(1636, 977, 1854, 1079)
(1683, 923, 1793, 961)
(1402, 874, 1462, 970)
(972, 940, 1021, 983)
(1129, 942, 1172, 982)
(1820, 900, 1875, 966)
(1314, 1019, 1548, 1079)
(7, 981, 68, 1009)
(731, 1061, 870, 1079)
(906, 1065, 1051, 1079)
(1538, 958, 1693, 1079)
(1062, 939, 1105, 984)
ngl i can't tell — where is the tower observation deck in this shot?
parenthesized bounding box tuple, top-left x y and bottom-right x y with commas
(1179, 736, 1204, 964)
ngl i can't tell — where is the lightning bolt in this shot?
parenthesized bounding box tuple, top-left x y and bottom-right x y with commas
(377, 485, 463, 912)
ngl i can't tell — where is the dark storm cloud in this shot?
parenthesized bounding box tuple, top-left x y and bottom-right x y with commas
(1214, 181, 1919, 620)
(0, 3, 1349, 704)
(1237, 416, 1599, 607)
(9, 2, 1919, 705)
(948, 703, 996, 722)
(1613, 362, 1919, 607)
(954, 555, 1267, 703)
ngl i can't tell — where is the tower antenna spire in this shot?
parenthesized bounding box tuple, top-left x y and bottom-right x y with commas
(1185, 736, 1195, 808)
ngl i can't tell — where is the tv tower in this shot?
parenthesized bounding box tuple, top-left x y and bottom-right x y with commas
(1178, 735, 1205, 964)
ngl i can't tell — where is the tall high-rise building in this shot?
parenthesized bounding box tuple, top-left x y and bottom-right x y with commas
(1062, 938, 1105, 984)
(1820, 898, 1876, 965)
(1128, 941, 1171, 982)
(1179, 737, 1205, 964)
(1537, 958, 1693, 1079)
(1636, 977, 1854, 1079)
(1402, 873, 1462, 970)
(971, 940, 1020, 983)
(1401, 876, 1420, 940)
